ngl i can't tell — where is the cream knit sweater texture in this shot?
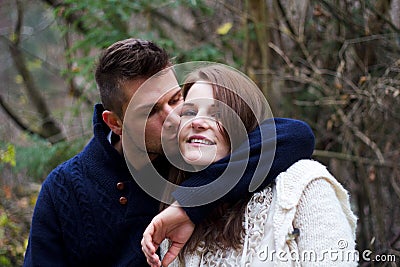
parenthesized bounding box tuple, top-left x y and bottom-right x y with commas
(162, 159, 358, 266)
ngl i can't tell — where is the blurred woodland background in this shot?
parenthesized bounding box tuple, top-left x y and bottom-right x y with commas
(0, 0, 399, 266)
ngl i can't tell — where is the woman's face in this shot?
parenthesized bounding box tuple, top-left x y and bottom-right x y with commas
(179, 82, 230, 169)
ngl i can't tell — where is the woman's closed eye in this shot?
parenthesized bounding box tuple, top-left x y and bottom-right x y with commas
(181, 108, 221, 119)
(181, 109, 197, 117)
(210, 111, 220, 118)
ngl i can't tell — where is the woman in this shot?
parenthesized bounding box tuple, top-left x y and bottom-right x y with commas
(148, 64, 357, 266)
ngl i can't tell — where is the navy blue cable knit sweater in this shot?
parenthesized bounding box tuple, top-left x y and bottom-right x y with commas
(24, 104, 314, 266)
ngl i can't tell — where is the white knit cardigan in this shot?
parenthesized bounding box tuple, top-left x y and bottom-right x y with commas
(162, 159, 358, 266)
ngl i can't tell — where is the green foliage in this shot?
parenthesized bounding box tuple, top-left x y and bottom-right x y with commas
(55, 0, 219, 91)
(0, 202, 29, 267)
(176, 44, 225, 63)
(0, 136, 88, 183)
(0, 144, 16, 167)
(0, 256, 11, 267)
(0, 133, 80, 266)
(177, 0, 213, 15)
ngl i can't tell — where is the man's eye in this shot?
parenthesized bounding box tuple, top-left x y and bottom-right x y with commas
(148, 106, 159, 116)
(169, 94, 183, 105)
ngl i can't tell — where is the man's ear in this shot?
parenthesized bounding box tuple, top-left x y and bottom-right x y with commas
(102, 110, 123, 136)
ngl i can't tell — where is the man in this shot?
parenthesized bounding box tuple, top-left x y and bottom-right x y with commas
(24, 38, 315, 266)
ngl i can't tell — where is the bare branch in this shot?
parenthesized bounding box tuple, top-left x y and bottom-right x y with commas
(63, 30, 94, 106)
(365, 0, 400, 33)
(3, 0, 65, 143)
(149, 9, 206, 42)
(337, 109, 385, 163)
(313, 149, 397, 168)
(274, 0, 296, 37)
(318, 0, 364, 33)
(0, 94, 35, 135)
(390, 168, 400, 200)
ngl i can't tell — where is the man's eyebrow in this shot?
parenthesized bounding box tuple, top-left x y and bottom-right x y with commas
(170, 89, 182, 99)
(136, 103, 157, 112)
(136, 88, 182, 111)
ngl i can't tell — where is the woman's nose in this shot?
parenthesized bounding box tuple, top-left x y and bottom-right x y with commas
(191, 116, 210, 130)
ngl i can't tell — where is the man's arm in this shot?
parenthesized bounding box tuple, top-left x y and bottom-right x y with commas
(142, 118, 315, 266)
(24, 176, 68, 267)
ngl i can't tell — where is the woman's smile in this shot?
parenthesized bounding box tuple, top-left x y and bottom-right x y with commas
(186, 135, 216, 146)
(179, 82, 230, 168)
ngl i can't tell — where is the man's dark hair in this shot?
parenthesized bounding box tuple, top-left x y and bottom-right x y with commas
(95, 38, 170, 118)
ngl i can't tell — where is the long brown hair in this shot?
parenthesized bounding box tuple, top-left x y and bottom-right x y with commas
(164, 64, 270, 256)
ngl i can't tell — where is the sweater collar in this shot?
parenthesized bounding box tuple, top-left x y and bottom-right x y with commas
(91, 103, 127, 170)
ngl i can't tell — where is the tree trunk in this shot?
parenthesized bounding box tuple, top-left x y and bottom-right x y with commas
(246, 0, 277, 113)
(5, 0, 65, 143)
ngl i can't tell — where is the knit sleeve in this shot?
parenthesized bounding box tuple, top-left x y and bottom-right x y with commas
(23, 171, 68, 267)
(173, 118, 315, 224)
(293, 178, 357, 266)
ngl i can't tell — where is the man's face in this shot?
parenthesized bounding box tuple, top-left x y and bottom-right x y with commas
(122, 69, 183, 160)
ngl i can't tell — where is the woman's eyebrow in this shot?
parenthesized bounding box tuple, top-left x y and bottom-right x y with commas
(183, 103, 195, 107)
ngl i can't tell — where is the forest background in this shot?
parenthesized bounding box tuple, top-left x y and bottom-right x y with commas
(0, 0, 399, 266)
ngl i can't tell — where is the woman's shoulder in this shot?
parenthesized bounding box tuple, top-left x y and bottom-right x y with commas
(271, 160, 357, 254)
(278, 159, 333, 183)
(274, 159, 346, 208)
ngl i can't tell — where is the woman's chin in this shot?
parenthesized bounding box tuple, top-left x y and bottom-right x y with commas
(183, 155, 214, 169)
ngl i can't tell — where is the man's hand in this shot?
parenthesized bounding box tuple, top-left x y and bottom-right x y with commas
(141, 202, 195, 267)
